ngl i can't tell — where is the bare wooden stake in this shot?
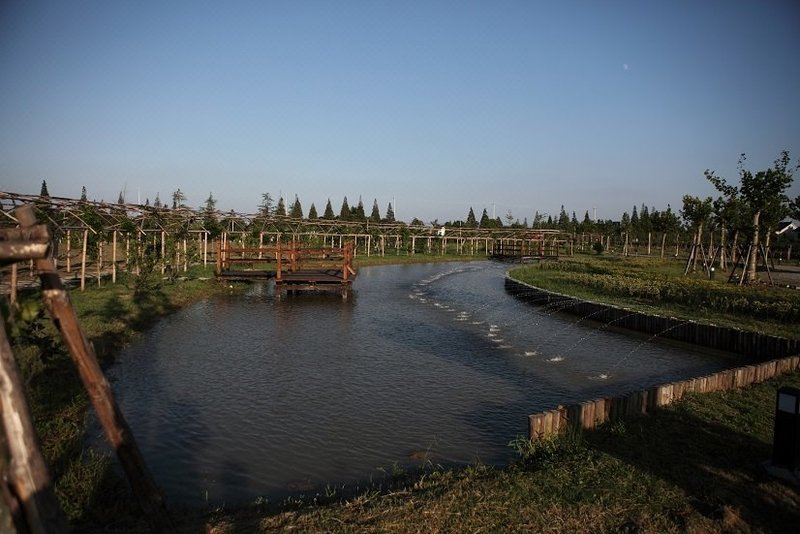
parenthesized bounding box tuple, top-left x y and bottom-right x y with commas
(80, 228, 88, 291)
(10, 263, 18, 306)
(0, 320, 68, 533)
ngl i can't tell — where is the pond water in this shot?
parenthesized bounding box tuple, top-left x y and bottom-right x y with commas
(103, 261, 737, 505)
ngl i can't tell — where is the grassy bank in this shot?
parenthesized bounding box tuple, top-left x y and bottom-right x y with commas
(508, 255, 800, 339)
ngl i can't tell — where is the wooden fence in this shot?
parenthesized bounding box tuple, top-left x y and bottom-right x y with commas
(529, 355, 800, 440)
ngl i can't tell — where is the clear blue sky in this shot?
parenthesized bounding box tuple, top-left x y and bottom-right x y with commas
(2, 1, 798, 224)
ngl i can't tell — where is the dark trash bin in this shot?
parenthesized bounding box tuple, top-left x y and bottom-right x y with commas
(772, 386, 800, 470)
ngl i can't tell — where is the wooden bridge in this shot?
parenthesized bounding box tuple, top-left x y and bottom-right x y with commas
(489, 232, 564, 262)
(216, 240, 356, 295)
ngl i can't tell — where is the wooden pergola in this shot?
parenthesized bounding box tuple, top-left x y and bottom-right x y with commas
(1, 191, 572, 292)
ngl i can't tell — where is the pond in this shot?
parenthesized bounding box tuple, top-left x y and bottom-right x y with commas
(102, 261, 736, 505)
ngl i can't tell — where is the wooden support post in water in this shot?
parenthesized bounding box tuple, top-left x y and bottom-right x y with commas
(15, 206, 173, 532)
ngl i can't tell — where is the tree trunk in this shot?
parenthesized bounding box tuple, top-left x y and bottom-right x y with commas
(660, 233, 666, 258)
(692, 225, 703, 272)
(746, 211, 760, 283)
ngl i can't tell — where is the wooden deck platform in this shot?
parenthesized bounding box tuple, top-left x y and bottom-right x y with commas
(216, 241, 356, 296)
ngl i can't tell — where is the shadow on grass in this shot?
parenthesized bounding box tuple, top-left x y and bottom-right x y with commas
(584, 406, 800, 531)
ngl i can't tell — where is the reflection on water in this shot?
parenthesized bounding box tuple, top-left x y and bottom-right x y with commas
(104, 261, 736, 505)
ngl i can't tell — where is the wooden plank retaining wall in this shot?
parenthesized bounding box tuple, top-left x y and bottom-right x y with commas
(528, 355, 800, 441)
(504, 277, 800, 442)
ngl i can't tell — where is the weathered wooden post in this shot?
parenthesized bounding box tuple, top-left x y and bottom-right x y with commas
(0, 321, 68, 533)
(80, 228, 88, 291)
(112, 230, 117, 284)
(15, 206, 174, 532)
(65, 229, 71, 273)
(10, 263, 18, 306)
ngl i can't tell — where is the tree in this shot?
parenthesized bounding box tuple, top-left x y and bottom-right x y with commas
(466, 207, 477, 227)
(705, 151, 796, 282)
(505, 209, 514, 227)
(681, 195, 713, 272)
(370, 199, 381, 223)
(580, 210, 594, 234)
(557, 205, 570, 231)
(275, 196, 286, 216)
(479, 208, 490, 227)
(323, 199, 335, 219)
(40, 180, 50, 197)
(385, 202, 395, 223)
(352, 196, 366, 221)
(259, 193, 274, 217)
(203, 193, 222, 238)
(172, 189, 186, 209)
(620, 211, 631, 255)
(80, 186, 88, 202)
(289, 195, 303, 218)
(153, 194, 162, 208)
(117, 191, 125, 204)
(339, 197, 350, 220)
(308, 203, 318, 219)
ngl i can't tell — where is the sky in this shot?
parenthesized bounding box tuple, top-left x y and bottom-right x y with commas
(1, 1, 799, 224)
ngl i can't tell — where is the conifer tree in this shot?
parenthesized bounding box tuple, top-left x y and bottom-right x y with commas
(80, 186, 88, 202)
(259, 193, 274, 217)
(275, 196, 286, 216)
(370, 199, 381, 222)
(339, 197, 351, 220)
(466, 207, 477, 227)
(40, 180, 50, 197)
(323, 198, 335, 219)
(479, 208, 490, 227)
(308, 203, 318, 219)
(289, 195, 303, 218)
(385, 202, 395, 223)
(352, 196, 366, 221)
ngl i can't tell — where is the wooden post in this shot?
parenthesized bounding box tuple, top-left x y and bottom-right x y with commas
(276, 241, 282, 281)
(15, 206, 173, 532)
(112, 231, 117, 284)
(183, 239, 187, 272)
(160, 231, 166, 275)
(201, 234, 207, 269)
(66, 229, 71, 273)
(80, 228, 88, 291)
(10, 263, 18, 306)
(97, 239, 102, 287)
(0, 320, 68, 533)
